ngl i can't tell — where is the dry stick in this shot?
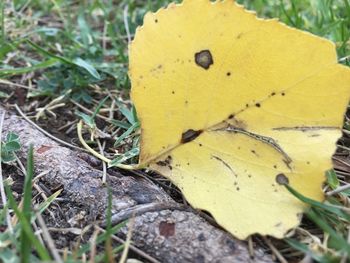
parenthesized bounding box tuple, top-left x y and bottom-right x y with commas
(14, 104, 88, 152)
(263, 237, 288, 263)
(248, 236, 255, 258)
(119, 215, 135, 263)
(33, 220, 46, 246)
(0, 111, 13, 233)
(70, 99, 112, 122)
(333, 156, 350, 168)
(97, 139, 107, 184)
(89, 227, 100, 263)
(327, 183, 350, 196)
(57, 120, 78, 132)
(0, 78, 34, 90)
(95, 226, 161, 263)
(36, 210, 64, 263)
(123, 5, 131, 44)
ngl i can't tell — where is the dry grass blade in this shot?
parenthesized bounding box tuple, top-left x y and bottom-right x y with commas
(14, 104, 87, 152)
(0, 111, 13, 233)
(119, 215, 135, 263)
(36, 210, 63, 263)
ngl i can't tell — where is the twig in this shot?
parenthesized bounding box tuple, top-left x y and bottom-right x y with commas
(14, 104, 88, 152)
(123, 5, 131, 44)
(89, 227, 100, 263)
(0, 78, 34, 90)
(0, 111, 13, 233)
(119, 215, 135, 263)
(70, 99, 112, 122)
(263, 237, 288, 263)
(36, 210, 64, 263)
(248, 236, 255, 258)
(97, 139, 107, 184)
(326, 183, 350, 196)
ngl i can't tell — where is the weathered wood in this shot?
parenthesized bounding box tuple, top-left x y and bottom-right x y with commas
(1, 106, 273, 263)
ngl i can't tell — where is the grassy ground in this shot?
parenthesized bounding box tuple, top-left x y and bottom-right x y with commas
(0, 0, 350, 262)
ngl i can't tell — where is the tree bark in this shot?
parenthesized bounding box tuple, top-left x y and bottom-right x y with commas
(1, 105, 273, 263)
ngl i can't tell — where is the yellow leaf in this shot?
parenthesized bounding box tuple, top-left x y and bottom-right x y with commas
(129, 0, 350, 239)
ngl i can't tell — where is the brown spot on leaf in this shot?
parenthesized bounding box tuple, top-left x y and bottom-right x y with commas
(156, 160, 168, 167)
(159, 221, 175, 237)
(276, 173, 289, 185)
(195, 50, 214, 70)
(274, 222, 282, 227)
(181, 129, 202, 143)
(156, 155, 172, 167)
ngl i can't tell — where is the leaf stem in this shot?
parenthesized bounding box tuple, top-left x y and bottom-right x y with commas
(77, 120, 137, 170)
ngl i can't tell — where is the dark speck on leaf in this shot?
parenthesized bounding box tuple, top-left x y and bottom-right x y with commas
(155, 19, 158, 23)
(271, 92, 276, 96)
(228, 114, 234, 119)
(255, 103, 261, 107)
(226, 72, 231, 76)
(156, 160, 167, 167)
(281, 92, 285, 96)
(181, 129, 202, 143)
(172, 91, 175, 94)
(195, 50, 214, 70)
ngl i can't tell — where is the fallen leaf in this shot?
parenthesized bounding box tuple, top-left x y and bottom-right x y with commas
(129, 0, 350, 239)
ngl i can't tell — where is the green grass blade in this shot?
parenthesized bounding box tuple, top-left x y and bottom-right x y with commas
(92, 96, 109, 120)
(0, 0, 4, 42)
(114, 122, 139, 147)
(72, 58, 101, 79)
(285, 184, 350, 222)
(307, 208, 350, 254)
(36, 189, 62, 216)
(5, 185, 51, 261)
(21, 145, 35, 263)
(0, 58, 58, 77)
